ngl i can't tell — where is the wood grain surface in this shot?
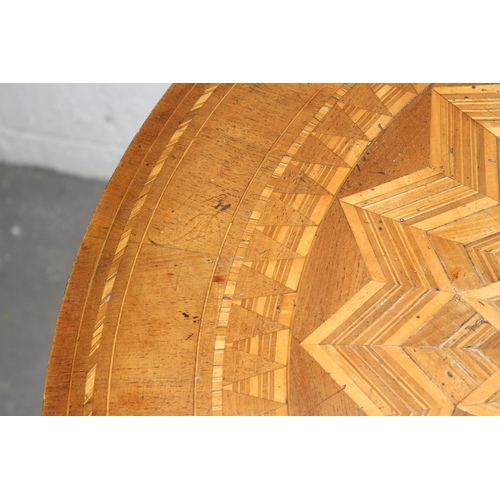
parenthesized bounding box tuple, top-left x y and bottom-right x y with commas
(43, 83, 500, 416)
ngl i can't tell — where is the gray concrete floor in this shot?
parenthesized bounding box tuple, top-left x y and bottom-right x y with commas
(0, 163, 106, 415)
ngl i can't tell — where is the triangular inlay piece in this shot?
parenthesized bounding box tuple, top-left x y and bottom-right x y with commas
(223, 367, 287, 403)
(223, 348, 285, 385)
(294, 133, 352, 167)
(258, 194, 316, 226)
(222, 390, 287, 416)
(339, 84, 392, 116)
(226, 304, 288, 343)
(274, 162, 331, 195)
(233, 264, 295, 299)
(315, 104, 368, 140)
(245, 228, 303, 262)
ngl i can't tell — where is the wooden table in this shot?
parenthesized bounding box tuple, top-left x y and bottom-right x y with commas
(43, 84, 500, 416)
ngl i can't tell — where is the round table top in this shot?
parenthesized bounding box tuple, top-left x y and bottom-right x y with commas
(43, 83, 500, 416)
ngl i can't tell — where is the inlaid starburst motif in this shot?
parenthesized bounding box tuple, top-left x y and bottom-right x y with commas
(302, 86, 500, 415)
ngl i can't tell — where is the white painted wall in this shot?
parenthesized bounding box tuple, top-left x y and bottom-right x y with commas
(0, 83, 171, 180)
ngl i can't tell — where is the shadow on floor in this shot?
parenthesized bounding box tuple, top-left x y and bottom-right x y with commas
(0, 163, 107, 415)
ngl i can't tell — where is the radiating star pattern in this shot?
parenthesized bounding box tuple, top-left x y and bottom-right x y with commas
(302, 87, 500, 415)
